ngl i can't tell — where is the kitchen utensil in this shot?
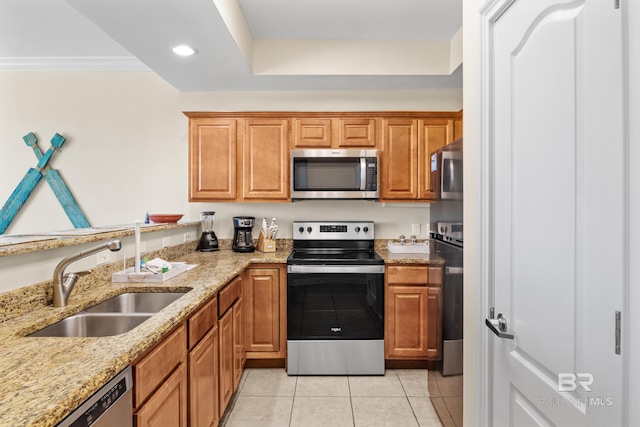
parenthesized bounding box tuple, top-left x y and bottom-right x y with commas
(196, 211, 218, 251)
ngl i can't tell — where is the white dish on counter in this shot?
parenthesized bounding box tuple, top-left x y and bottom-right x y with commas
(387, 241, 430, 254)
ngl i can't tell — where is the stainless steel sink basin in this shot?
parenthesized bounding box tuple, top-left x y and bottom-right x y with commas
(28, 313, 152, 337)
(27, 291, 189, 337)
(83, 292, 188, 314)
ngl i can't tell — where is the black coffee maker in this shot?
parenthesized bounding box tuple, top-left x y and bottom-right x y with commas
(232, 216, 255, 252)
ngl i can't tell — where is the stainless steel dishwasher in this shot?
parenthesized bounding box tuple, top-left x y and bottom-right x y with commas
(57, 366, 133, 427)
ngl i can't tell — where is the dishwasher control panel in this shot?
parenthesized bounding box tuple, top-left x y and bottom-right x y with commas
(59, 366, 133, 427)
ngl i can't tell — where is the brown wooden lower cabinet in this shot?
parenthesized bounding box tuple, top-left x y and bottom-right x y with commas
(386, 285, 429, 358)
(219, 308, 234, 414)
(218, 274, 245, 415)
(133, 324, 188, 427)
(244, 266, 286, 359)
(136, 363, 188, 427)
(131, 276, 245, 427)
(233, 297, 245, 390)
(426, 286, 442, 360)
(188, 325, 219, 427)
(131, 261, 445, 426)
(384, 265, 443, 360)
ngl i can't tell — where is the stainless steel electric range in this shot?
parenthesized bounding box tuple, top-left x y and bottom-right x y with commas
(286, 221, 385, 375)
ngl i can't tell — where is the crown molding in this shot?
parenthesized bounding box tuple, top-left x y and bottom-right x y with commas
(0, 56, 150, 71)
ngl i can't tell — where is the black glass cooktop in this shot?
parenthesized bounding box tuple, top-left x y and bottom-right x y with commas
(287, 249, 384, 265)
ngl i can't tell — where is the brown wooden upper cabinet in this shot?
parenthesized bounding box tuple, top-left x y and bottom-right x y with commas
(242, 119, 289, 201)
(186, 114, 289, 202)
(188, 117, 238, 201)
(292, 117, 378, 148)
(381, 115, 460, 201)
(186, 111, 460, 202)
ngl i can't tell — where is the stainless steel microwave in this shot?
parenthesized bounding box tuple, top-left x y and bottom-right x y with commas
(431, 140, 463, 200)
(290, 149, 379, 200)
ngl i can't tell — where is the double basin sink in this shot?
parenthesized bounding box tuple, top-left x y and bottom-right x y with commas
(28, 291, 189, 338)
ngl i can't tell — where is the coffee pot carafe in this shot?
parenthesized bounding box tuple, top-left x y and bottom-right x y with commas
(232, 216, 255, 253)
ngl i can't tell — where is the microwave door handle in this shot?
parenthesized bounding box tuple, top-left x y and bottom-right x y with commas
(360, 158, 366, 190)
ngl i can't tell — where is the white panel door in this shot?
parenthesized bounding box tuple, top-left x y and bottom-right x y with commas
(482, 0, 626, 425)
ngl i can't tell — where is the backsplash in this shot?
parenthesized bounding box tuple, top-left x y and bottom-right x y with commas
(0, 241, 197, 323)
(0, 238, 295, 323)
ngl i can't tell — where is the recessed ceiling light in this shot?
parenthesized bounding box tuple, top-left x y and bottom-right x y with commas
(172, 45, 197, 56)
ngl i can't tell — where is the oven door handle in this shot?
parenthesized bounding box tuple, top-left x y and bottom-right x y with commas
(287, 265, 385, 274)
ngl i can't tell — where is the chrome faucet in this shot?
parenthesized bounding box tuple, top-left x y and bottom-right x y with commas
(52, 239, 122, 307)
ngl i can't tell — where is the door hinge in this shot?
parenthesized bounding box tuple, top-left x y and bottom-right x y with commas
(615, 311, 621, 355)
(614, 0, 620, 9)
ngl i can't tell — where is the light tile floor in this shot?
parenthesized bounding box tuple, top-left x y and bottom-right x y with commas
(427, 371, 463, 427)
(221, 368, 443, 427)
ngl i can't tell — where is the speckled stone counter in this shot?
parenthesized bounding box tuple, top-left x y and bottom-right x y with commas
(377, 249, 446, 265)
(0, 249, 288, 427)
(0, 221, 199, 257)
(0, 242, 443, 426)
(375, 239, 446, 266)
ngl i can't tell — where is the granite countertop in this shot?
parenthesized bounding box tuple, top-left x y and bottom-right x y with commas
(377, 249, 445, 265)
(0, 246, 442, 426)
(0, 221, 200, 257)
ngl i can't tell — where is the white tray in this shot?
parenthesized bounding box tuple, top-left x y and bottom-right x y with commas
(387, 241, 430, 254)
(112, 262, 195, 283)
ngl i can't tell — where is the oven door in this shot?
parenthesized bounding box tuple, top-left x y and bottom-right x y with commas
(287, 265, 384, 340)
(286, 264, 385, 375)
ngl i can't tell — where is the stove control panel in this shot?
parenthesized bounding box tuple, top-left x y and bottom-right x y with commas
(293, 221, 374, 240)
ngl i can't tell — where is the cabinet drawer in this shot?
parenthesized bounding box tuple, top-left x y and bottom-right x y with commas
(218, 275, 242, 316)
(134, 323, 187, 407)
(386, 266, 428, 285)
(188, 296, 218, 349)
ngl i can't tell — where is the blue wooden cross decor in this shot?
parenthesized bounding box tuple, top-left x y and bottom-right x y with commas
(0, 132, 90, 234)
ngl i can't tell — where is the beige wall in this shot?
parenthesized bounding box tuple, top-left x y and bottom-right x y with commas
(0, 71, 461, 293)
(0, 71, 461, 238)
(462, 1, 481, 425)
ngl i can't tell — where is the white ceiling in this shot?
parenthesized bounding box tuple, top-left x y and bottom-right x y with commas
(0, 0, 462, 92)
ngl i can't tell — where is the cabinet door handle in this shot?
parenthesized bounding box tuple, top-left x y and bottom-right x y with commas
(485, 313, 514, 339)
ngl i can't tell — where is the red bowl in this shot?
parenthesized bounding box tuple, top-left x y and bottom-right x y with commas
(148, 214, 183, 223)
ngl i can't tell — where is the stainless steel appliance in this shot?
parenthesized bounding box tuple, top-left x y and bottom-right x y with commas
(232, 216, 255, 252)
(430, 139, 463, 200)
(430, 223, 463, 376)
(57, 366, 133, 427)
(287, 221, 385, 375)
(290, 149, 379, 200)
(197, 211, 219, 252)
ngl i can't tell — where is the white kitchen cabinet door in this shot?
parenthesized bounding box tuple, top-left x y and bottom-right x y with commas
(480, 0, 626, 425)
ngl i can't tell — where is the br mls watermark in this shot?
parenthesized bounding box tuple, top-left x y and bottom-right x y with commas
(539, 373, 613, 407)
(558, 373, 593, 391)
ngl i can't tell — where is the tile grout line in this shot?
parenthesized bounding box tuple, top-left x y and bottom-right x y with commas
(348, 375, 356, 427)
(397, 370, 427, 427)
(288, 375, 298, 427)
